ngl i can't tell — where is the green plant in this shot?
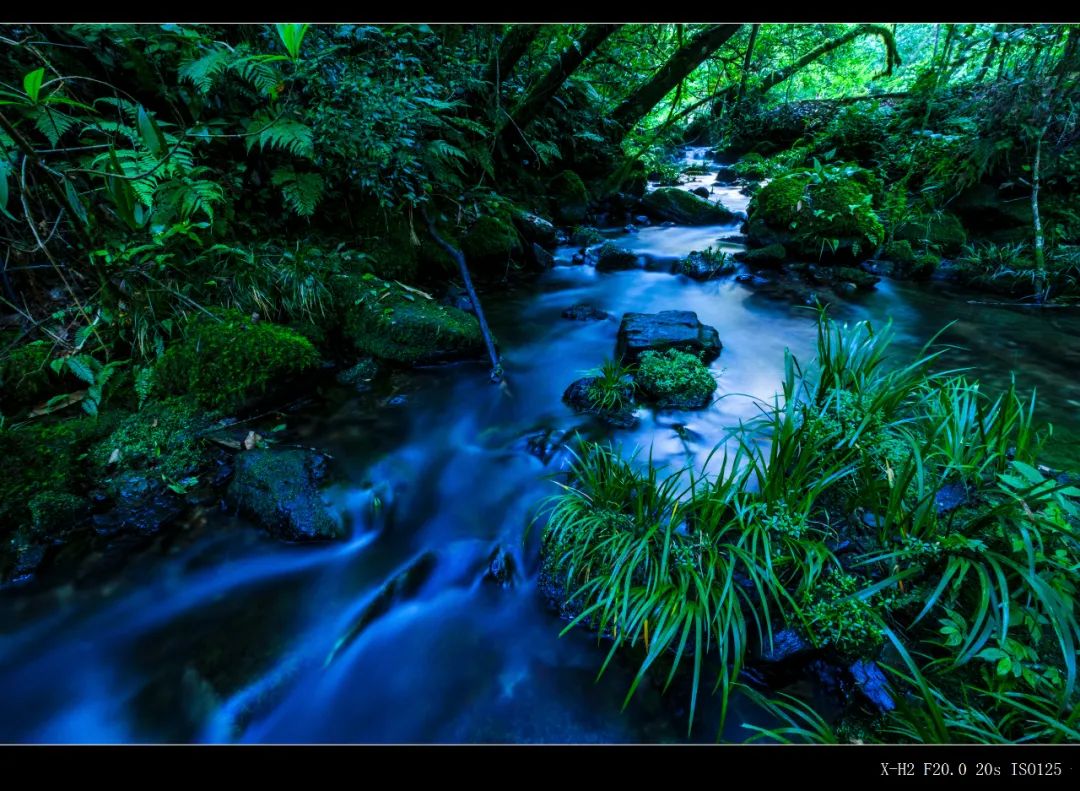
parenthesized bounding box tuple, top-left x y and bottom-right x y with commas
(634, 348, 717, 406)
(585, 358, 637, 413)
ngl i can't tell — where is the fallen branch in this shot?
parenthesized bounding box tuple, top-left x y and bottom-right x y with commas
(421, 207, 504, 383)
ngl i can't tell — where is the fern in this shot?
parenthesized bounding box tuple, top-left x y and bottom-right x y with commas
(271, 168, 324, 217)
(234, 56, 282, 97)
(246, 113, 314, 158)
(30, 106, 76, 146)
(154, 172, 224, 222)
(179, 46, 234, 93)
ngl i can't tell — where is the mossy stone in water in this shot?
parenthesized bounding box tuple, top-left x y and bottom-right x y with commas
(549, 170, 589, 225)
(642, 188, 734, 225)
(335, 274, 485, 365)
(594, 242, 639, 271)
(741, 243, 788, 266)
(748, 171, 883, 259)
(634, 349, 717, 409)
(154, 310, 318, 412)
(461, 215, 523, 273)
(228, 448, 343, 542)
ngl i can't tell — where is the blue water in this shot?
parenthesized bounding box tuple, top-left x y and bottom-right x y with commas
(2, 150, 1078, 743)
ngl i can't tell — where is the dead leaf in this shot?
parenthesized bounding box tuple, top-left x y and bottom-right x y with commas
(30, 390, 86, 417)
(107, 448, 122, 466)
(243, 431, 262, 450)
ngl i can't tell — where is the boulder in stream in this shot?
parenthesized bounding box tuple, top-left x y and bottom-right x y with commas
(593, 242, 640, 271)
(563, 377, 639, 429)
(561, 303, 611, 321)
(642, 188, 734, 225)
(228, 448, 344, 542)
(616, 310, 721, 365)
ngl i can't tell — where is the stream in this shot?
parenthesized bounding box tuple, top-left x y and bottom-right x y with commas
(1, 148, 1078, 743)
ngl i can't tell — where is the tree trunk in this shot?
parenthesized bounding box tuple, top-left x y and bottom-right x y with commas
(736, 24, 760, 105)
(1031, 130, 1046, 301)
(611, 24, 742, 130)
(498, 24, 618, 147)
(481, 25, 541, 91)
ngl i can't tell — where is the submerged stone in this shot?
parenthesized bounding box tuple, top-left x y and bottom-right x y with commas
(561, 303, 611, 321)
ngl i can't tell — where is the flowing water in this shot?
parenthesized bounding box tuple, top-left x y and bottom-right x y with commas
(1, 148, 1078, 743)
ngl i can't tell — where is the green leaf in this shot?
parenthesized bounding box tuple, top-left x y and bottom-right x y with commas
(23, 68, 44, 104)
(65, 179, 88, 226)
(65, 355, 96, 385)
(136, 105, 167, 157)
(275, 23, 309, 60)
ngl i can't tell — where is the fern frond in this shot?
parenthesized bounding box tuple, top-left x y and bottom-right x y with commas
(246, 114, 314, 159)
(179, 46, 234, 93)
(271, 168, 324, 217)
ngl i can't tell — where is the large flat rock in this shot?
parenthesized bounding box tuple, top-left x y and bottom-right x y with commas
(616, 310, 721, 364)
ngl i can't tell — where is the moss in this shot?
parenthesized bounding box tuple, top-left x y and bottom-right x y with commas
(749, 171, 884, 258)
(832, 267, 880, 290)
(883, 239, 915, 264)
(549, 170, 589, 225)
(461, 215, 523, 270)
(742, 243, 787, 265)
(642, 188, 734, 225)
(90, 397, 212, 486)
(0, 339, 57, 412)
(29, 491, 87, 534)
(334, 273, 485, 364)
(0, 415, 114, 537)
(733, 152, 767, 181)
(634, 349, 717, 409)
(570, 226, 605, 247)
(895, 213, 967, 255)
(154, 310, 319, 412)
(594, 242, 639, 271)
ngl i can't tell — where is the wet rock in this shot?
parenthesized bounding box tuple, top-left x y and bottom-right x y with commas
(850, 659, 895, 714)
(935, 480, 969, 516)
(691, 186, 711, 199)
(714, 165, 737, 182)
(680, 250, 736, 281)
(227, 449, 344, 542)
(570, 253, 586, 266)
(563, 377, 639, 429)
(92, 472, 184, 537)
(633, 215, 651, 226)
(759, 628, 815, 664)
(593, 243, 640, 271)
(523, 427, 568, 464)
(440, 284, 474, 313)
(483, 545, 518, 589)
(325, 551, 438, 667)
(622, 225, 639, 234)
(616, 310, 722, 365)
(561, 303, 611, 321)
(642, 188, 734, 225)
(660, 221, 675, 228)
(717, 233, 748, 244)
(512, 210, 558, 249)
(336, 357, 381, 391)
(531, 243, 556, 270)
(570, 226, 604, 247)
(642, 256, 680, 274)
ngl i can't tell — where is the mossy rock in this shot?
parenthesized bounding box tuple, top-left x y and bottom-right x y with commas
(0, 415, 114, 577)
(154, 310, 319, 413)
(334, 273, 485, 365)
(634, 349, 717, 409)
(228, 448, 344, 542)
(461, 215, 523, 274)
(748, 171, 883, 260)
(0, 338, 60, 413)
(594, 243, 639, 271)
(571, 226, 605, 247)
(894, 213, 967, 255)
(549, 170, 590, 225)
(882, 239, 915, 265)
(620, 159, 648, 198)
(681, 249, 736, 280)
(741, 243, 788, 266)
(29, 491, 88, 535)
(511, 209, 558, 248)
(90, 397, 213, 488)
(642, 188, 734, 225)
